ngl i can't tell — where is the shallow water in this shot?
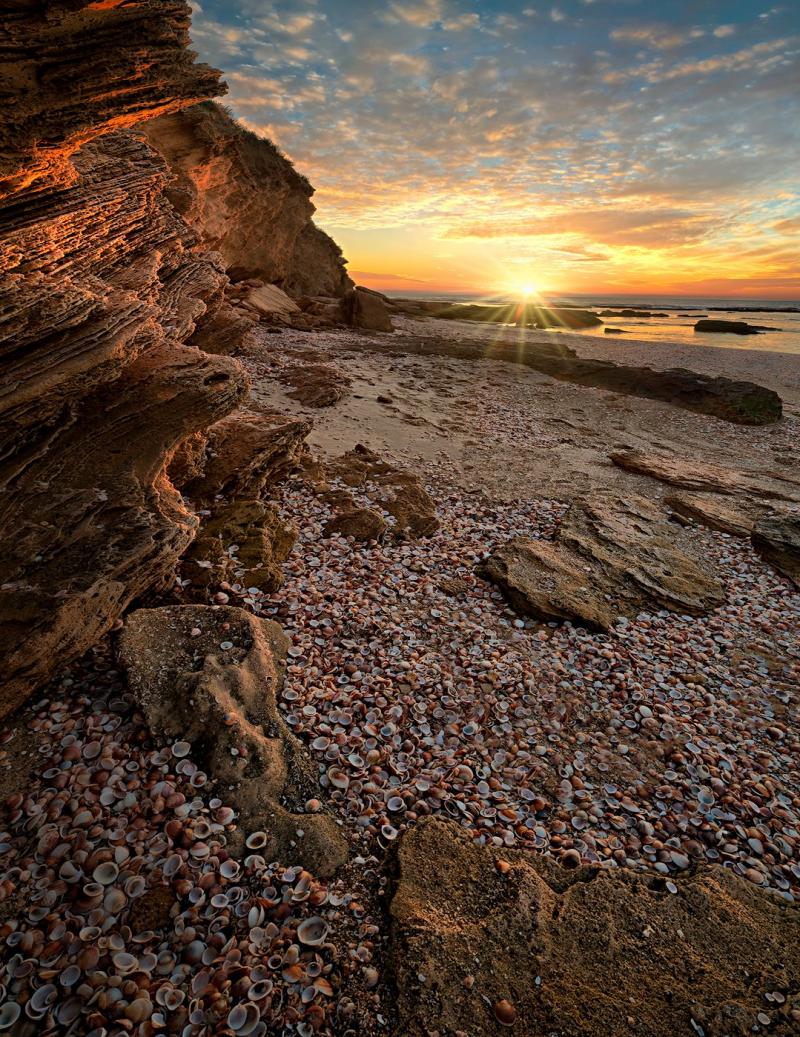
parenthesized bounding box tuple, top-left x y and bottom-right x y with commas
(390, 292, 800, 355)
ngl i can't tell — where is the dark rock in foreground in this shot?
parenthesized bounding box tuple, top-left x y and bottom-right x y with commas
(119, 605, 348, 875)
(752, 510, 800, 588)
(337, 333, 783, 425)
(390, 818, 800, 1037)
(477, 494, 724, 630)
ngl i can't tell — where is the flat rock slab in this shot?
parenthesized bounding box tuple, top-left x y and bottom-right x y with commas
(665, 492, 767, 538)
(118, 605, 347, 876)
(611, 449, 800, 502)
(478, 494, 724, 630)
(390, 818, 800, 1037)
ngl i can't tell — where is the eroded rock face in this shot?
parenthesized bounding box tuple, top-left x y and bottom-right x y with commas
(178, 406, 311, 502)
(478, 494, 724, 630)
(752, 511, 800, 588)
(0, 2, 251, 715)
(142, 103, 353, 297)
(118, 605, 348, 875)
(390, 818, 800, 1037)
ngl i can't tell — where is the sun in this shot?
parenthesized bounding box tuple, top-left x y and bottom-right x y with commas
(520, 282, 537, 298)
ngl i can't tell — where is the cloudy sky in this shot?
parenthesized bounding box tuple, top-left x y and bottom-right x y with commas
(189, 0, 799, 299)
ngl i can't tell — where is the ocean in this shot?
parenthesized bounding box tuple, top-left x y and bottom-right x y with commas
(386, 292, 800, 355)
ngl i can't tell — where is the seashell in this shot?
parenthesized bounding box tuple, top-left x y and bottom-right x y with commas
(228, 1005, 248, 1031)
(30, 983, 58, 1013)
(103, 889, 126, 914)
(192, 821, 212, 839)
(245, 831, 268, 850)
(93, 861, 119, 885)
(56, 997, 82, 1025)
(387, 796, 406, 812)
(220, 860, 240, 880)
(0, 1003, 20, 1030)
(163, 853, 183, 877)
(80, 925, 101, 941)
(495, 999, 517, 1027)
(171, 741, 191, 759)
(215, 806, 235, 825)
(297, 916, 329, 946)
(60, 964, 81, 987)
(125, 875, 146, 898)
(112, 952, 137, 974)
(327, 767, 349, 790)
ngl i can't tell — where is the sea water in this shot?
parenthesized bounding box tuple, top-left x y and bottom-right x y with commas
(388, 292, 800, 355)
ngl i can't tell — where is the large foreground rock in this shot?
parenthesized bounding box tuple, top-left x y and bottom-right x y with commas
(118, 606, 348, 875)
(478, 494, 724, 630)
(752, 511, 800, 588)
(0, 1, 249, 716)
(390, 818, 800, 1037)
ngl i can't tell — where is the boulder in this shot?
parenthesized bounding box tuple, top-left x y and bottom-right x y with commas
(316, 447, 439, 538)
(181, 499, 296, 595)
(752, 510, 800, 588)
(241, 282, 300, 318)
(118, 605, 348, 875)
(179, 406, 311, 501)
(279, 363, 351, 407)
(343, 287, 394, 332)
(389, 818, 800, 1037)
(477, 494, 724, 630)
(323, 508, 387, 542)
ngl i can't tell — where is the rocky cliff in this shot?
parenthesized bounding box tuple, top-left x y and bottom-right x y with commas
(0, 3, 244, 715)
(142, 102, 353, 297)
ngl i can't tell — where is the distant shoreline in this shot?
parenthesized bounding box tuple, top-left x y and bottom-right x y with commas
(381, 291, 800, 314)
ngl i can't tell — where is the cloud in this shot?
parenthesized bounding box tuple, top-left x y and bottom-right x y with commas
(713, 24, 736, 38)
(190, 0, 800, 296)
(610, 25, 697, 49)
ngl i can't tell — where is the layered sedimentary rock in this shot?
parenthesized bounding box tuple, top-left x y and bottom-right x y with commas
(390, 818, 800, 1037)
(142, 102, 353, 297)
(478, 494, 724, 630)
(0, 2, 247, 714)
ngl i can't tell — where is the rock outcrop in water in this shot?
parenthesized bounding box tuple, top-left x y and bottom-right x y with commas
(142, 102, 353, 298)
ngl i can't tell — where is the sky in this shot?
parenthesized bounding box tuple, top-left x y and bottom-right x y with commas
(189, 1, 800, 299)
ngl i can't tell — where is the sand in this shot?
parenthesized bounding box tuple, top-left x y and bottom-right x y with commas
(243, 318, 800, 503)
